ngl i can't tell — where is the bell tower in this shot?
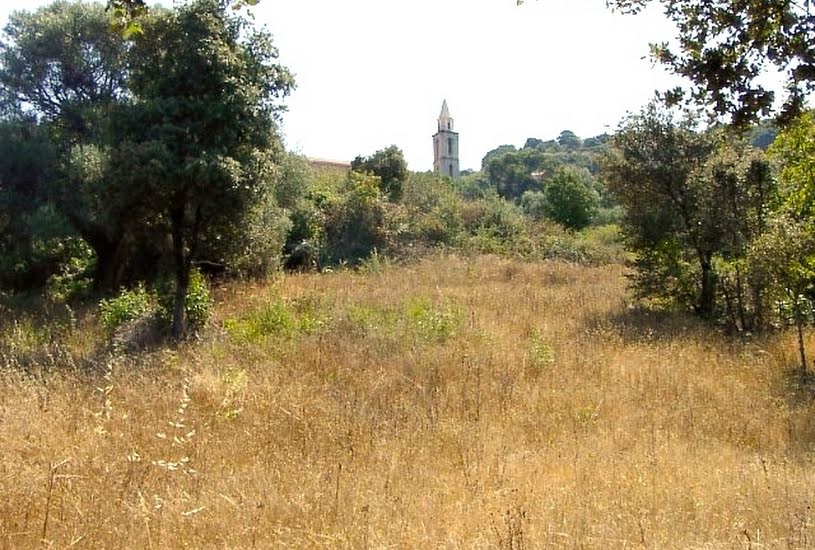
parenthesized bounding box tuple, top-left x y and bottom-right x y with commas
(433, 100, 459, 178)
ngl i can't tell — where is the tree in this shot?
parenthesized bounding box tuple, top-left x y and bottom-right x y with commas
(603, 103, 776, 322)
(0, 1, 135, 290)
(523, 137, 545, 150)
(748, 111, 815, 372)
(481, 144, 517, 170)
(695, 139, 776, 330)
(114, 0, 293, 338)
(771, 111, 815, 218)
(0, 1, 129, 138)
(540, 167, 599, 230)
(0, 116, 61, 289)
(608, 0, 815, 125)
(602, 104, 718, 316)
(350, 145, 408, 201)
(557, 130, 582, 150)
(484, 147, 551, 201)
(105, 0, 257, 36)
(750, 215, 815, 374)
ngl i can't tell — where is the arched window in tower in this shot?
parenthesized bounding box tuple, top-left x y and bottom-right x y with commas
(447, 137, 453, 156)
(447, 120, 452, 130)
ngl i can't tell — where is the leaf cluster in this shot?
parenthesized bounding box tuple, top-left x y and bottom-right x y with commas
(607, 0, 815, 125)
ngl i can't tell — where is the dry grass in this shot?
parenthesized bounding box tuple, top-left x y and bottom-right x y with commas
(2, 254, 814, 548)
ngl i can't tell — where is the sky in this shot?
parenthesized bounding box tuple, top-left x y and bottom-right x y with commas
(0, 0, 686, 171)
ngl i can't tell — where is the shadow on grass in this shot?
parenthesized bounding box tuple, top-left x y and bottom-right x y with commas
(585, 305, 705, 344)
(780, 365, 815, 405)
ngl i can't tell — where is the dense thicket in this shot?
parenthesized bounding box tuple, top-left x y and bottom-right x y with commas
(0, 0, 294, 337)
(601, 103, 815, 372)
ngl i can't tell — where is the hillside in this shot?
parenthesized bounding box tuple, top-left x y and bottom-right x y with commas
(2, 254, 814, 548)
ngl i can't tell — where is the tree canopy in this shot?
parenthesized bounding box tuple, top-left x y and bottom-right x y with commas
(350, 145, 408, 201)
(113, 0, 293, 337)
(607, 0, 815, 125)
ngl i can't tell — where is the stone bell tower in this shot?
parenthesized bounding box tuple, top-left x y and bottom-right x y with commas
(433, 100, 460, 178)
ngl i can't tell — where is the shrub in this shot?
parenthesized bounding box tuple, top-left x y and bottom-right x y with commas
(184, 268, 214, 331)
(540, 167, 599, 230)
(520, 190, 548, 221)
(99, 284, 156, 333)
(406, 298, 461, 343)
(528, 330, 555, 371)
(324, 171, 394, 264)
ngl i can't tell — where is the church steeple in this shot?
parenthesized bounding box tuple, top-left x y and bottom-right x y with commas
(433, 100, 460, 178)
(438, 100, 453, 131)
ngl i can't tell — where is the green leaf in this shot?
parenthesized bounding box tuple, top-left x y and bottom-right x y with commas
(122, 21, 143, 39)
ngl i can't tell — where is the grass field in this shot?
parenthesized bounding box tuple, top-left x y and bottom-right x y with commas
(2, 254, 814, 548)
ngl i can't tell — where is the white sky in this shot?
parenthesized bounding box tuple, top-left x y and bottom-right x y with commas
(1, 0, 685, 171)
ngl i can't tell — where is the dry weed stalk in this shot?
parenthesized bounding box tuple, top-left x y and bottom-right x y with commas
(0, 254, 814, 547)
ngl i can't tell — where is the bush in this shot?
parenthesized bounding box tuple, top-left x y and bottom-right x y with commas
(540, 167, 599, 230)
(406, 298, 461, 343)
(520, 190, 548, 220)
(183, 268, 214, 331)
(324, 171, 395, 263)
(45, 238, 96, 302)
(99, 284, 156, 333)
(400, 173, 463, 246)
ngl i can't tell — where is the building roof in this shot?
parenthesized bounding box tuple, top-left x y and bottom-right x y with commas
(307, 157, 350, 169)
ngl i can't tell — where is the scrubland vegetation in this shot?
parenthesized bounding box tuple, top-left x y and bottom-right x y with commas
(3, 0, 815, 547)
(3, 254, 815, 548)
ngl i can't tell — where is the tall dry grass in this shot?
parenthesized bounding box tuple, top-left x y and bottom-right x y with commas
(1, 254, 814, 548)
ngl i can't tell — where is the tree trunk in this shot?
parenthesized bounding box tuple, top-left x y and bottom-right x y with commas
(93, 235, 129, 291)
(698, 253, 716, 319)
(794, 299, 808, 377)
(63, 210, 128, 292)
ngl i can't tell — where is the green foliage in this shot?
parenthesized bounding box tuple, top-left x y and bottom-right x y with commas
(609, 0, 814, 125)
(527, 330, 554, 371)
(45, 238, 95, 303)
(520, 191, 548, 220)
(224, 292, 330, 342)
(225, 296, 295, 343)
(749, 214, 815, 370)
(481, 144, 517, 170)
(182, 268, 214, 332)
(324, 171, 394, 264)
(557, 130, 582, 150)
(460, 196, 527, 243)
(400, 172, 463, 246)
(112, 0, 293, 337)
(0, 117, 64, 290)
(484, 147, 548, 201)
(405, 298, 461, 343)
(350, 145, 408, 201)
(0, 1, 129, 128)
(215, 157, 292, 279)
(99, 284, 156, 333)
(0, 2, 145, 292)
(276, 153, 314, 209)
(602, 103, 777, 324)
(771, 111, 815, 218)
(540, 167, 599, 230)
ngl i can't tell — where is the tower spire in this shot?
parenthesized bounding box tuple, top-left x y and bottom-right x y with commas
(438, 99, 453, 131)
(432, 100, 459, 178)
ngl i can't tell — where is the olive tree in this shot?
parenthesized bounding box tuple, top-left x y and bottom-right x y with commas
(0, 1, 134, 290)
